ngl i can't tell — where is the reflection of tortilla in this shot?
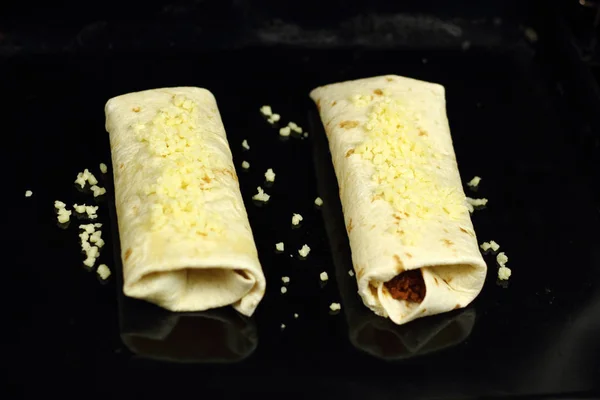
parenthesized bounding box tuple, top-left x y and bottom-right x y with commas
(311, 109, 476, 360)
(120, 297, 257, 364)
(310, 75, 486, 325)
(105, 87, 265, 316)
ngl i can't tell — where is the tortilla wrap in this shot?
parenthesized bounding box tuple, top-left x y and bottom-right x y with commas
(105, 87, 265, 316)
(310, 75, 486, 325)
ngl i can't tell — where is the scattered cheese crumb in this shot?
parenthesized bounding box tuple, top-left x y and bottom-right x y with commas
(314, 197, 323, 207)
(75, 169, 98, 187)
(467, 176, 481, 188)
(282, 276, 290, 284)
(279, 127, 291, 137)
(242, 139, 250, 150)
(74, 171, 87, 188)
(90, 230, 105, 248)
(87, 171, 98, 186)
(281, 323, 286, 330)
(90, 185, 106, 197)
(524, 27, 538, 43)
(267, 114, 281, 124)
(298, 244, 311, 258)
(252, 186, 270, 202)
(25, 190, 33, 197)
(276, 242, 285, 252)
(489, 240, 500, 252)
(498, 266, 512, 280)
(480, 242, 491, 251)
(291, 213, 303, 226)
(97, 264, 111, 280)
(57, 208, 72, 223)
(265, 168, 276, 182)
(348, 270, 355, 277)
(496, 252, 508, 267)
(260, 105, 273, 116)
(303, 132, 308, 138)
(54, 200, 66, 209)
(242, 161, 250, 170)
(79, 224, 95, 234)
(466, 197, 488, 212)
(288, 122, 302, 134)
(99, 163, 108, 174)
(281, 286, 288, 294)
(94, 223, 102, 228)
(320, 272, 329, 281)
(329, 302, 341, 311)
(85, 205, 99, 219)
(294, 313, 299, 319)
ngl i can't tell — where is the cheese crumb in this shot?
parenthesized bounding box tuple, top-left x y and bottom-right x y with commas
(314, 197, 323, 207)
(281, 323, 286, 330)
(288, 122, 302, 134)
(281, 286, 288, 294)
(294, 313, 299, 319)
(86, 170, 98, 186)
(73, 204, 86, 214)
(291, 213, 303, 226)
(54, 200, 66, 209)
(348, 270, 355, 277)
(25, 190, 33, 197)
(496, 252, 508, 267)
(90, 185, 106, 197)
(467, 176, 481, 188)
(303, 132, 308, 138)
(498, 266, 512, 280)
(97, 264, 111, 280)
(99, 163, 108, 174)
(79, 224, 96, 234)
(260, 105, 273, 116)
(276, 242, 285, 252)
(282, 276, 290, 284)
(242, 161, 250, 170)
(329, 302, 341, 311)
(320, 271, 329, 281)
(267, 113, 281, 124)
(279, 127, 291, 137)
(298, 244, 311, 258)
(57, 208, 72, 223)
(242, 139, 250, 150)
(489, 240, 500, 252)
(85, 205, 99, 219)
(252, 186, 270, 202)
(480, 242, 491, 251)
(466, 197, 488, 207)
(265, 168, 276, 182)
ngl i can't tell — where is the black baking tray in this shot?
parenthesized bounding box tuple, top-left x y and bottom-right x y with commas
(4, 1, 600, 398)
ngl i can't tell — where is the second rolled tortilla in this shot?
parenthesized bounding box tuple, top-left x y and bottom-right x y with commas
(105, 87, 265, 317)
(310, 75, 486, 325)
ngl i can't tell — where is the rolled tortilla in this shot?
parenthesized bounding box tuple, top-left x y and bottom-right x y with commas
(105, 87, 265, 316)
(310, 75, 486, 325)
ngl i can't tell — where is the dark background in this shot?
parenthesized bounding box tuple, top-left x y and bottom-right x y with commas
(2, 1, 600, 399)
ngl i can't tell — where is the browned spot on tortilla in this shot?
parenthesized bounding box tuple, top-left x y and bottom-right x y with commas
(132, 106, 140, 112)
(372, 194, 383, 202)
(217, 168, 238, 182)
(124, 248, 132, 261)
(316, 98, 321, 111)
(422, 308, 427, 313)
(418, 129, 428, 137)
(385, 77, 394, 82)
(345, 149, 355, 158)
(326, 119, 332, 128)
(393, 213, 402, 221)
(443, 228, 449, 233)
(454, 304, 461, 310)
(356, 267, 365, 280)
(202, 176, 211, 183)
(405, 253, 413, 259)
(369, 284, 378, 298)
(443, 239, 454, 247)
(370, 224, 376, 230)
(460, 227, 475, 237)
(396, 124, 401, 129)
(197, 232, 207, 236)
(393, 255, 404, 273)
(398, 230, 405, 236)
(340, 120, 360, 129)
(436, 166, 441, 169)
(373, 89, 383, 96)
(332, 101, 337, 106)
(119, 163, 124, 170)
(346, 218, 354, 233)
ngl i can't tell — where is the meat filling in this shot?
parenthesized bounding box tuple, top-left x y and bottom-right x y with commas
(384, 269, 426, 303)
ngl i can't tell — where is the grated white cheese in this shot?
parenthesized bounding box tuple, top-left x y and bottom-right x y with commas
(79, 224, 96, 234)
(348, 270, 355, 277)
(242, 139, 250, 150)
(496, 252, 508, 267)
(281, 286, 288, 294)
(291, 213, 303, 226)
(276, 242, 285, 252)
(467, 176, 481, 188)
(281, 276, 290, 284)
(303, 132, 308, 138)
(90, 185, 106, 197)
(265, 168, 276, 182)
(298, 244, 311, 258)
(281, 323, 286, 330)
(97, 264, 111, 280)
(242, 161, 250, 170)
(99, 163, 108, 174)
(314, 197, 323, 207)
(466, 197, 488, 207)
(260, 105, 273, 116)
(85, 205, 99, 219)
(490, 240, 500, 252)
(480, 242, 491, 251)
(320, 271, 329, 281)
(268, 114, 281, 124)
(294, 313, 299, 319)
(57, 208, 72, 223)
(329, 302, 341, 311)
(25, 190, 33, 197)
(498, 266, 512, 280)
(279, 127, 291, 137)
(288, 122, 302, 134)
(54, 200, 66, 209)
(252, 186, 270, 202)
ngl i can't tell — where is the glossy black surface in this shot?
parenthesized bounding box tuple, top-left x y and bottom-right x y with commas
(4, 6, 600, 399)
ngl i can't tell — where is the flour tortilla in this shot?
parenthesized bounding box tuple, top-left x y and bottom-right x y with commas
(105, 87, 265, 316)
(310, 75, 486, 325)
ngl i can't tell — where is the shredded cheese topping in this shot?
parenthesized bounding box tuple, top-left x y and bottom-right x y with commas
(319, 271, 329, 281)
(275, 242, 285, 252)
(25, 190, 33, 197)
(265, 168, 276, 182)
(314, 197, 323, 206)
(329, 302, 341, 311)
(298, 244, 311, 258)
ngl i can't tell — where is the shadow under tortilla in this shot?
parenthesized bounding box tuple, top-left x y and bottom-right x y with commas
(106, 172, 258, 364)
(309, 109, 476, 361)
